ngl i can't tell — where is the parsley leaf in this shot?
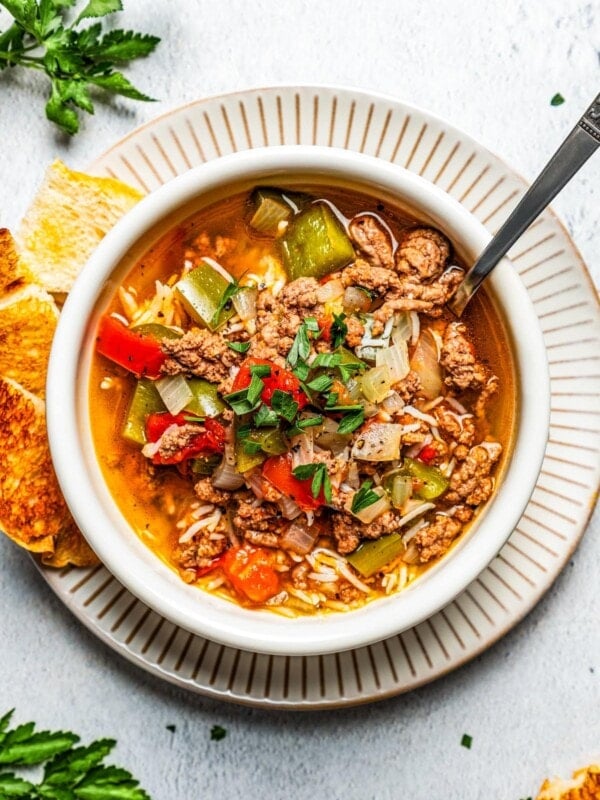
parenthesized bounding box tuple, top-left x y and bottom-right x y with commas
(306, 374, 334, 393)
(292, 359, 310, 381)
(351, 479, 380, 514)
(331, 312, 348, 349)
(0, 709, 151, 798)
(460, 733, 472, 749)
(223, 387, 261, 416)
(292, 462, 332, 502)
(312, 352, 342, 369)
(227, 341, 250, 354)
(286, 415, 324, 437)
(210, 725, 227, 742)
(210, 279, 241, 328)
(253, 404, 279, 427)
(249, 364, 271, 379)
(550, 92, 565, 106)
(336, 408, 365, 434)
(246, 374, 264, 406)
(0, 0, 160, 134)
(271, 389, 299, 423)
(287, 323, 311, 367)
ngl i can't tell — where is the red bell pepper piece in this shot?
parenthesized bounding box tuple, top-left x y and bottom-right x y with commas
(318, 314, 333, 343)
(96, 315, 165, 378)
(418, 444, 437, 464)
(145, 413, 226, 465)
(221, 546, 280, 603)
(262, 453, 323, 510)
(232, 357, 308, 409)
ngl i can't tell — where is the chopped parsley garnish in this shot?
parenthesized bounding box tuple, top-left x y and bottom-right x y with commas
(292, 359, 311, 381)
(292, 462, 332, 503)
(246, 374, 265, 406)
(306, 374, 334, 393)
(249, 364, 272, 378)
(210, 725, 227, 742)
(287, 415, 324, 437)
(351, 479, 380, 514)
(550, 92, 565, 106)
(254, 404, 279, 427)
(242, 439, 263, 455)
(287, 323, 311, 366)
(304, 316, 320, 333)
(223, 387, 261, 415)
(312, 352, 342, 368)
(227, 341, 250, 353)
(271, 389, 299, 423)
(338, 360, 365, 383)
(460, 733, 473, 749)
(331, 312, 348, 349)
(336, 408, 365, 434)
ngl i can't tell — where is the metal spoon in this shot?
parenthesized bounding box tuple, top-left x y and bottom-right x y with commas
(448, 92, 600, 316)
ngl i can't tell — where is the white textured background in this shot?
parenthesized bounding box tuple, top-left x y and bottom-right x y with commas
(0, 1, 599, 798)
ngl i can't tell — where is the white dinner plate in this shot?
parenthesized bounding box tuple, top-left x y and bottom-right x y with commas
(38, 86, 600, 709)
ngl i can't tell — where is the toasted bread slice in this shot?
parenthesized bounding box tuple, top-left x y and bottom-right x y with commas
(538, 764, 600, 799)
(0, 284, 59, 397)
(17, 159, 144, 294)
(0, 376, 99, 567)
(0, 228, 33, 294)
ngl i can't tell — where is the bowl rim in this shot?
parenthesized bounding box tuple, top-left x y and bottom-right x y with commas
(46, 145, 550, 656)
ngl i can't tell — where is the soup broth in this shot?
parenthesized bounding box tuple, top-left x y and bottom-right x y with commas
(90, 185, 515, 616)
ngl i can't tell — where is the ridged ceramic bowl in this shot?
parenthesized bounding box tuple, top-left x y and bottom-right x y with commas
(46, 146, 550, 656)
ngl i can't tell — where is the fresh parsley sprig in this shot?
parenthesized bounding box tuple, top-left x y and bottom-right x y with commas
(0, 0, 160, 135)
(351, 479, 380, 514)
(0, 709, 152, 799)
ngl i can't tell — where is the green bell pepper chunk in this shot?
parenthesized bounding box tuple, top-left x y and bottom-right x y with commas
(130, 323, 182, 340)
(281, 203, 355, 280)
(347, 533, 405, 578)
(235, 427, 288, 472)
(175, 260, 236, 331)
(403, 458, 449, 500)
(122, 379, 166, 445)
(184, 378, 225, 418)
(249, 188, 293, 234)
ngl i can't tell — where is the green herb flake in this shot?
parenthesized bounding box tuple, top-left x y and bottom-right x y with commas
(306, 374, 334, 393)
(287, 415, 324, 437)
(336, 408, 365, 434)
(331, 312, 348, 349)
(223, 387, 260, 416)
(210, 725, 227, 742)
(166, 724, 176, 733)
(351, 479, 380, 514)
(312, 352, 342, 369)
(292, 462, 332, 502)
(550, 92, 565, 106)
(249, 364, 272, 378)
(304, 316, 320, 333)
(287, 323, 311, 367)
(254, 404, 279, 428)
(227, 341, 251, 354)
(243, 440, 263, 455)
(246, 374, 265, 406)
(460, 733, 473, 749)
(292, 359, 310, 381)
(271, 389, 299, 423)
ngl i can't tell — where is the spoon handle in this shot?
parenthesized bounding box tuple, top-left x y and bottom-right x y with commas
(449, 93, 600, 316)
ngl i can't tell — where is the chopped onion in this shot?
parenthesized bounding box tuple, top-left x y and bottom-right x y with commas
(360, 365, 393, 403)
(351, 423, 403, 461)
(343, 286, 372, 313)
(402, 519, 428, 544)
(213, 444, 245, 490)
(403, 542, 420, 564)
(155, 375, 193, 416)
(316, 279, 344, 304)
(398, 501, 435, 528)
(279, 495, 303, 520)
(353, 486, 391, 523)
(280, 521, 318, 554)
(232, 286, 258, 321)
(392, 312, 412, 344)
(376, 341, 410, 383)
(446, 396, 468, 414)
(382, 392, 404, 414)
(409, 311, 420, 345)
(246, 469, 265, 500)
(360, 316, 394, 347)
(410, 329, 442, 400)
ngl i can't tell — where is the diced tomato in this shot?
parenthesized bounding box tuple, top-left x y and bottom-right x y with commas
(96, 315, 165, 378)
(262, 453, 323, 510)
(145, 413, 226, 465)
(232, 357, 308, 409)
(318, 314, 333, 342)
(418, 444, 437, 464)
(221, 546, 280, 603)
(196, 553, 226, 578)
